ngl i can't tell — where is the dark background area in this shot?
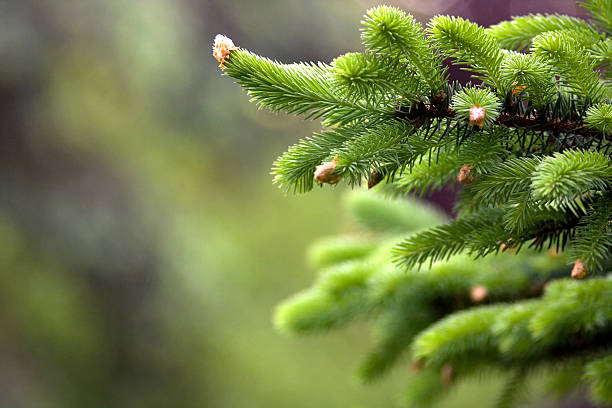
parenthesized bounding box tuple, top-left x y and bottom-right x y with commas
(0, 1, 591, 407)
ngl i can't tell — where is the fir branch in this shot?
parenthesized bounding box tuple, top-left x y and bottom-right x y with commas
(331, 52, 423, 105)
(528, 277, 612, 346)
(384, 147, 459, 196)
(532, 31, 607, 102)
(358, 304, 433, 382)
(499, 53, 557, 108)
(271, 126, 353, 193)
(428, 16, 504, 90)
(531, 150, 612, 212)
(224, 49, 393, 125)
(469, 157, 541, 207)
(412, 304, 505, 369)
(586, 103, 612, 133)
(487, 14, 599, 51)
(392, 208, 507, 269)
(570, 193, 612, 271)
(361, 6, 445, 93)
(334, 122, 420, 186)
(581, 0, 612, 34)
(345, 191, 447, 234)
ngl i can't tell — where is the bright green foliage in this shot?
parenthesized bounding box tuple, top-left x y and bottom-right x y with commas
(451, 87, 501, 128)
(586, 103, 612, 132)
(428, 15, 504, 90)
(345, 190, 446, 233)
(218, 1, 612, 406)
(274, 191, 587, 403)
(307, 235, 377, 269)
(582, 0, 612, 33)
(531, 30, 607, 102)
(487, 14, 598, 51)
(570, 194, 612, 271)
(331, 52, 422, 104)
(225, 50, 393, 126)
(531, 150, 612, 213)
(361, 6, 445, 93)
(393, 208, 507, 269)
(499, 53, 557, 107)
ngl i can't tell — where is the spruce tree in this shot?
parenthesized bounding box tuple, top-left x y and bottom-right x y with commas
(214, 1, 612, 406)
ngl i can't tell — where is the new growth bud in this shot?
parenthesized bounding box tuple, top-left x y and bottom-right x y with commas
(571, 259, 588, 280)
(457, 164, 474, 184)
(213, 34, 236, 69)
(469, 105, 486, 129)
(314, 155, 341, 184)
(470, 285, 488, 303)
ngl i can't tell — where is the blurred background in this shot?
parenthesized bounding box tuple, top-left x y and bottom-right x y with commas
(0, 1, 590, 407)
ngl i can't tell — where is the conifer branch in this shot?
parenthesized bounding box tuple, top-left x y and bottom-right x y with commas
(216, 2, 612, 404)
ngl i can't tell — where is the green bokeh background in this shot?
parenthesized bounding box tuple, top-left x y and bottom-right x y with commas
(0, 1, 586, 407)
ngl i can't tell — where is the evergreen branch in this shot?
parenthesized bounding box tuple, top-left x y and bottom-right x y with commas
(412, 304, 505, 369)
(585, 103, 612, 133)
(273, 288, 369, 333)
(531, 150, 612, 210)
(428, 16, 504, 90)
(361, 6, 445, 93)
(392, 208, 507, 269)
(403, 370, 448, 407)
(499, 53, 557, 108)
(469, 157, 541, 207)
(358, 304, 433, 382)
(452, 87, 502, 128)
(528, 277, 612, 346)
(570, 193, 612, 271)
(456, 129, 506, 174)
(487, 14, 599, 51)
(224, 49, 393, 125)
(274, 261, 379, 333)
(307, 236, 377, 269)
(532, 31, 607, 102)
(384, 148, 459, 196)
(331, 52, 423, 105)
(503, 191, 550, 233)
(589, 38, 612, 74)
(271, 126, 353, 193)
(581, 0, 612, 34)
(394, 99, 604, 142)
(334, 122, 420, 186)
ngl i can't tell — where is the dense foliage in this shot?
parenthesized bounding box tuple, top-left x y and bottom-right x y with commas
(217, 1, 612, 406)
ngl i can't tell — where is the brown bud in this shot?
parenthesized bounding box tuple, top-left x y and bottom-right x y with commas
(571, 259, 588, 280)
(441, 363, 455, 387)
(368, 170, 383, 189)
(213, 34, 237, 69)
(470, 285, 488, 303)
(469, 105, 486, 129)
(457, 164, 474, 184)
(314, 155, 341, 184)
